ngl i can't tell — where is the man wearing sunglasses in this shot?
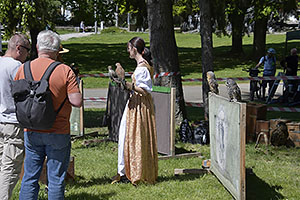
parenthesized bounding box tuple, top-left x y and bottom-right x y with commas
(0, 33, 30, 200)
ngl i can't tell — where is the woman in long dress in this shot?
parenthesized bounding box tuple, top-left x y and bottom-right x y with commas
(112, 37, 158, 185)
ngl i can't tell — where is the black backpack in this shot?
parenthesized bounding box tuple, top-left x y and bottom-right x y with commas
(179, 119, 194, 143)
(12, 61, 66, 130)
(193, 120, 210, 145)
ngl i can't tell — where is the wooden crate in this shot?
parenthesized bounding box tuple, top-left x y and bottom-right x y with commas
(288, 131, 300, 147)
(286, 122, 300, 147)
(255, 120, 270, 144)
(286, 122, 300, 132)
(20, 156, 75, 183)
(246, 103, 267, 143)
(66, 156, 75, 181)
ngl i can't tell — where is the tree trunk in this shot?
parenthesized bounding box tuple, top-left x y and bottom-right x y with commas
(252, 16, 267, 61)
(231, 12, 245, 54)
(147, 0, 187, 121)
(29, 28, 40, 60)
(230, 0, 251, 54)
(200, 0, 213, 120)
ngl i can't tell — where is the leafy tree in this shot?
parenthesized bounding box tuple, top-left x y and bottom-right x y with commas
(115, 0, 147, 30)
(173, 0, 200, 26)
(23, 0, 62, 58)
(67, 0, 117, 27)
(0, 0, 62, 58)
(251, 0, 297, 60)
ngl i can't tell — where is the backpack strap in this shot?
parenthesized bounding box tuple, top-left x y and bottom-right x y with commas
(56, 97, 68, 114)
(23, 61, 62, 81)
(41, 61, 62, 80)
(24, 61, 34, 81)
(39, 61, 68, 114)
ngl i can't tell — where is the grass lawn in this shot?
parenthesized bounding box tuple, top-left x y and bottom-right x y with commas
(8, 31, 300, 199)
(61, 31, 299, 88)
(11, 107, 300, 200)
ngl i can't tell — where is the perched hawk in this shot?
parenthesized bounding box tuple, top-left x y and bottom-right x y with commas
(225, 78, 241, 102)
(207, 71, 219, 94)
(270, 122, 289, 146)
(108, 65, 118, 81)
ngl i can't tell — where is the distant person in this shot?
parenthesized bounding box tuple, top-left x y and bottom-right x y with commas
(0, 33, 30, 200)
(281, 48, 298, 76)
(80, 21, 86, 33)
(255, 48, 277, 99)
(16, 30, 82, 200)
(281, 48, 299, 99)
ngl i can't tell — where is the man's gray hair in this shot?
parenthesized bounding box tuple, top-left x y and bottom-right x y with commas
(7, 33, 29, 50)
(291, 48, 297, 55)
(37, 30, 61, 52)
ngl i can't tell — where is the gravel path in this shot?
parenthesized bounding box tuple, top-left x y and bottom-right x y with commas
(60, 32, 94, 41)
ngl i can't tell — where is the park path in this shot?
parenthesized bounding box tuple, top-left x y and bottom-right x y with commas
(60, 32, 93, 41)
(83, 84, 284, 109)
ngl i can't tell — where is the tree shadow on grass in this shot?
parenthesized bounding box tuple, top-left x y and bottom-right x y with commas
(63, 43, 136, 73)
(175, 146, 196, 154)
(62, 39, 300, 79)
(84, 109, 106, 128)
(68, 175, 112, 188)
(246, 169, 285, 200)
(157, 172, 207, 183)
(66, 192, 116, 200)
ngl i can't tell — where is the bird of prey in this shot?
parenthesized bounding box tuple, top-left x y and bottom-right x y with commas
(207, 71, 219, 94)
(225, 78, 242, 102)
(270, 122, 289, 146)
(108, 65, 117, 81)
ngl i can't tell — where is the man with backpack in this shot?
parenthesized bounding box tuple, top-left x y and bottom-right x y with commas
(255, 48, 277, 100)
(0, 34, 30, 200)
(14, 30, 82, 200)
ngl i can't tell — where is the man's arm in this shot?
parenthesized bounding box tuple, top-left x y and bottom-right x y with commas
(68, 92, 82, 107)
(255, 57, 264, 69)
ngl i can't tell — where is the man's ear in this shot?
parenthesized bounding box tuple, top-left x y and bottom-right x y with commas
(16, 45, 21, 52)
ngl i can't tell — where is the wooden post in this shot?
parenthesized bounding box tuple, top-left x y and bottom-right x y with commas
(0, 22, 2, 54)
(79, 79, 84, 136)
(240, 103, 246, 200)
(170, 88, 176, 156)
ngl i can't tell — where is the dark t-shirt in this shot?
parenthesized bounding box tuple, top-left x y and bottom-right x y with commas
(281, 55, 298, 76)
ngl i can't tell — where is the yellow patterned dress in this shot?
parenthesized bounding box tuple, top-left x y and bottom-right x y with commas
(118, 62, 158, 185)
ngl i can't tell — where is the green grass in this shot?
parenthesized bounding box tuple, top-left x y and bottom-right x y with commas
(8, 32, 300, 199)
(56, 28, 78, 35)
(10, 108, 300, 199)
(11, 143, 300, 200)
(61, 32, 298, 88)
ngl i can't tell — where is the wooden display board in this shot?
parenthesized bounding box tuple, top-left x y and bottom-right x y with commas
(152, 86, 176, 156)
(209, 93, 246, 200)
(70, 79, 84, 136)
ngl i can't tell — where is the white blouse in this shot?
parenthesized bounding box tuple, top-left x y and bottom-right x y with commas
(134, 66, 152, 93)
